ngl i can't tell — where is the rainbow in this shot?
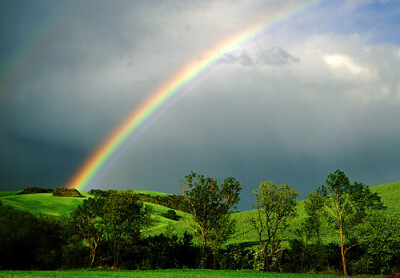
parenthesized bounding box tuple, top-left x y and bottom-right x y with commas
(66, 0, 324, 191)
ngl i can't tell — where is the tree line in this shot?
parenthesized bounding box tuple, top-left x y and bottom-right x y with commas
(0, 170, 399, 274)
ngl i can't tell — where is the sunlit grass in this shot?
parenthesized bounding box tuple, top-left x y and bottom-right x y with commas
(0, 269, 382, 277)
(0, 193, 87, 217)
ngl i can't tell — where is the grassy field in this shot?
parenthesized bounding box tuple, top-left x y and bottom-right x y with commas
(369, 181, 400, 217)
(0, 192, 88, 217)
(0, 269, 383, 278)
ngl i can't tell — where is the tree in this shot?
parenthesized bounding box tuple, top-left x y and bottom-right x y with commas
(208, 213, 236, 269)
(180, 172, 241, 269)
(357, 211, 400, 274)
(249, 181, 299, 271)
(70, 196, 106, 267)
(302, 190, 324, 270)
(103, 190, 152, 269)
(317, 169, 384, 276)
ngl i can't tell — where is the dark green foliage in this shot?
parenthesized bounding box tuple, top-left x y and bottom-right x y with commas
(125, 231, 199, 270)
(88, 189, 114, 197)
(18, 187, 54, 194)
(62, 234, 90, 269)
(69, 196, 107, 267)
(0, 205, 64, 270)
(53, 188, 84, 197)
(162, 209, 181, 221)
(218, 243, 254, 270)
(284, 239, 342, 273)
(351, 211, 400, 274)
(181, 172, 242, 269)
(103, 191, 152, 269)
(70, 190, 152, 269)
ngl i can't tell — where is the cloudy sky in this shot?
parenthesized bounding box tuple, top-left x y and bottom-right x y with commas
(1, 0, 399, 210)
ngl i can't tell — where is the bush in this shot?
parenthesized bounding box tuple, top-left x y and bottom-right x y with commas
(0, 206, 64, 269)
(162, 209, 181, 221)
(89, 189, 114, 197)
(53, 188, 83, 197)
(18, 187, 54, 194)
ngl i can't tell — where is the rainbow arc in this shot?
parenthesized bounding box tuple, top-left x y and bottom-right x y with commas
(66, 0, 324, 191)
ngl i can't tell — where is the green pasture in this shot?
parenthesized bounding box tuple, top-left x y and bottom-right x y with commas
(135, 190, 171, 197)
(0, 269, 383, 278)
(0, 193, 88, 217)
(369, 181, 400, 217)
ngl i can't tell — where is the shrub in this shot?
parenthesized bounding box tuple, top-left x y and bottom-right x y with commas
(89, 189, 114, 197)
(18, 187, 54, 194)
(0, 206, 64, 269)
(162, 209, 181, 221)
(52, 188, 83, 197)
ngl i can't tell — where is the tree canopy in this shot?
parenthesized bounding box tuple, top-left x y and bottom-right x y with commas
(318, 169, 384, 275)
(181, 172, 241, 268)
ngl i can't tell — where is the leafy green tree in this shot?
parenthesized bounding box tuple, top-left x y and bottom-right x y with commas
(249, 181, 299, 271)
(302, 190, 325, 270)
(304, 191, 324, 253)
(70, 196, 106, 267)
(357, 211, 400, 274)
(208, 213, 236, 269)
(180, 172, 241, 269)
(318, 169, 384, 276)
(103, 190, 152, 269)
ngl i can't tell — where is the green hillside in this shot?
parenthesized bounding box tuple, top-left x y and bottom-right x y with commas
(369, 181, 400, 217)
(0, 182, 398, 244)
(0, 190, 191, 232)
(225, 181, 400, 245)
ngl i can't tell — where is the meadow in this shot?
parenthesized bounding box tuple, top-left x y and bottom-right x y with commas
(0, 269, 383, 278)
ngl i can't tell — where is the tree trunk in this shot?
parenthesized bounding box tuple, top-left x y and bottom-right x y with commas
(200, 239, 207, 269)
(90, 244, 96, 267)
(340, 226, 348, 276)
(263, 245, 269, 272)
(300, 235, 307, 273)
(113, 235, 120, 269)
(213, 250, 216, 270)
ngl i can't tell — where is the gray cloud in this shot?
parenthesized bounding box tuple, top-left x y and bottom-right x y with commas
(257, 47, 301, 65)
(1, 0, 399, 210)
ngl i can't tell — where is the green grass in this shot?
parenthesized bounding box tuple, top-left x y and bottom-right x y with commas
(0, 193, 87, 217)
(369, 181, 400, 217)
(0, 269, 383, 278)
(0, 191, 22, 197)
(134, 190, 171, 197)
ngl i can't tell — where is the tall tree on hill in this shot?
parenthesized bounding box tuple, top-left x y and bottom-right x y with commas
(180, 172, 241, 269)
(249, 181, 299, 272)
(70, 196, 106, 267)
(317, 169, 384, 276)
(103, 190, 152, 269)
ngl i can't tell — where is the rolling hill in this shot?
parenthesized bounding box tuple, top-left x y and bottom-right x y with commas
(0, 181, 399, 245)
